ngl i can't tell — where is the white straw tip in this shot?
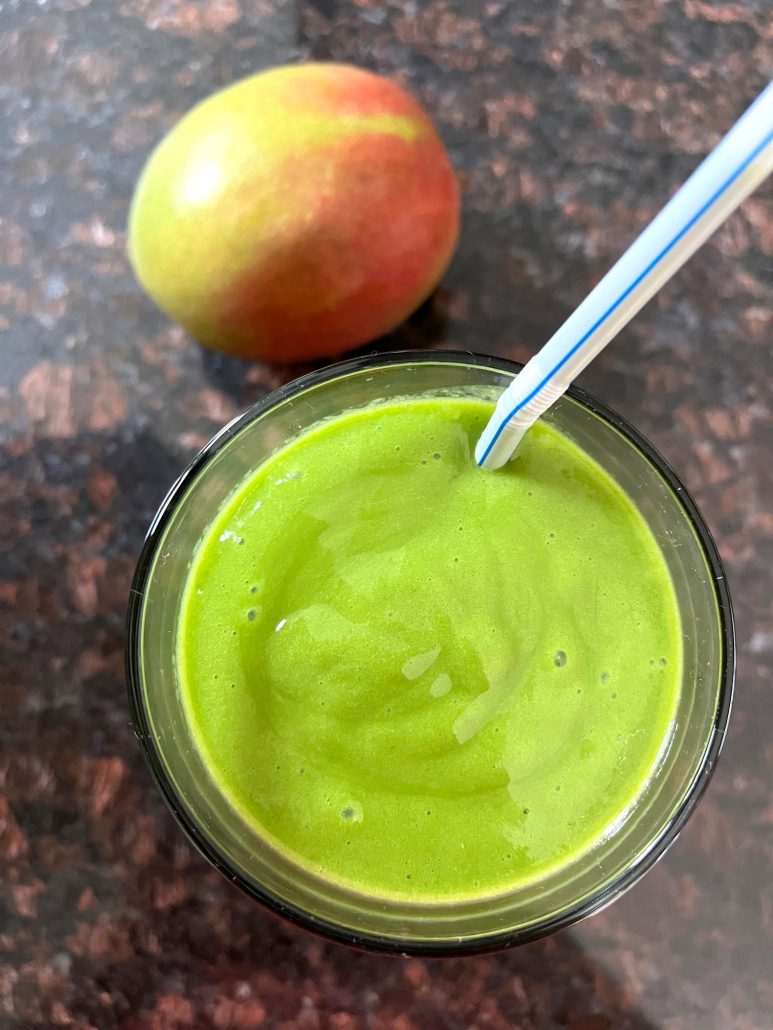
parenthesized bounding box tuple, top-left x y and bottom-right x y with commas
(475, 421, 527, 470)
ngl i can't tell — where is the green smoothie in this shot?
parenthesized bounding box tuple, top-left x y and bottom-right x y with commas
(178, 396, 681, 901)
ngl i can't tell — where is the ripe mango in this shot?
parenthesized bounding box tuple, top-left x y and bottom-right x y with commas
(128, 63, 460, 363)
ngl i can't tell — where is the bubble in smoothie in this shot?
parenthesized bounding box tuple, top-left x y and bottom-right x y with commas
(340, 801, 363, 823)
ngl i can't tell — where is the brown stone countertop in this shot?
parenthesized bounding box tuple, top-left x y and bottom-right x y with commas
(1, 1, 771, 1027)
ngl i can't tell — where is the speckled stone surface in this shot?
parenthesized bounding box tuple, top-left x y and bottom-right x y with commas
(1, 1, 771, 1027)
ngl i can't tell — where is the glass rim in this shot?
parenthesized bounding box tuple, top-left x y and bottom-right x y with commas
(126, 349, 735, 955)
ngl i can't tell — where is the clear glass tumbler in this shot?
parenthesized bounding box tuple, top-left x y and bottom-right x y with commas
(126, 351, 734, 954)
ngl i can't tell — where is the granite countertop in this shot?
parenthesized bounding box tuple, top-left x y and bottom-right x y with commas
(1, 1, 771, 1027)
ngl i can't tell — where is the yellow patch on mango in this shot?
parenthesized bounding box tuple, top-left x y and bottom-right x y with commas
(247, 111, 427, 149)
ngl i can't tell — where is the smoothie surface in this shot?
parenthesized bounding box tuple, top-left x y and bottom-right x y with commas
(178, 395, 681, 900)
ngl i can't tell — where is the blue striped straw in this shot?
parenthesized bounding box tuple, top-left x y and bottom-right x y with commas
(476, 81, 773, 470)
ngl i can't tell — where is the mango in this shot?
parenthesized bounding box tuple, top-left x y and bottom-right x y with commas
(128, 63, 460, 363)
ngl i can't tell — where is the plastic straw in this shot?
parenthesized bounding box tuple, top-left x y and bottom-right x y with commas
(476, 81, 773, 470)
